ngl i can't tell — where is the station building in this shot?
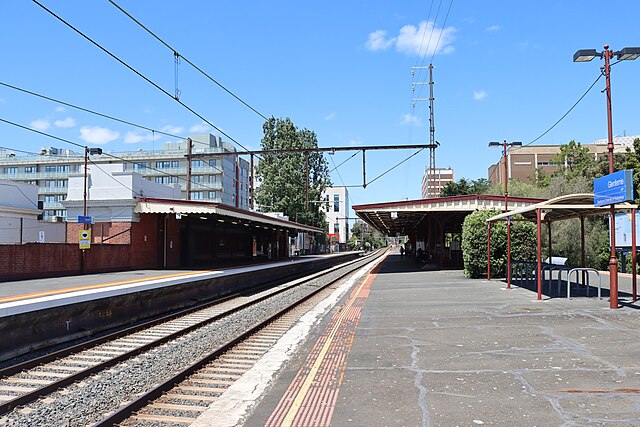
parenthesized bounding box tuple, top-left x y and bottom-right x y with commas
(353, 194, 542, 269)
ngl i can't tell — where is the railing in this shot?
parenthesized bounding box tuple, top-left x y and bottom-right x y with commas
(566, 268, 601, 299)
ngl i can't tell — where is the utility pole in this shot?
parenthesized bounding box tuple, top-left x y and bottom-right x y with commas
(185, 138, 192, 200)
(412, 64, 438, 198)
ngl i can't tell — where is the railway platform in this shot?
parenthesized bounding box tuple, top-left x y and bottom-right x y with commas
(201, 252, 640, 426)
(0, 252, 361, 362)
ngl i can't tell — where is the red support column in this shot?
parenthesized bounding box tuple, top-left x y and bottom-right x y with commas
(537, 208, 542, 300)
(487, 222, 492, 281)
(633, 208, 637, 301)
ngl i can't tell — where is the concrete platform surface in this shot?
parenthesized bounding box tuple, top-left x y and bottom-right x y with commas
(244, 254, 640, 426)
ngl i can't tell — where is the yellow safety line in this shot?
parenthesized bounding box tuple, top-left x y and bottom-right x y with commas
(280, 264, 378, 426)
(0, 270, 211, 303)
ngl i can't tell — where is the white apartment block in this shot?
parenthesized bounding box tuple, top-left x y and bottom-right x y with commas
(321, 186, 350, 246)
(0, 134, 250, 221)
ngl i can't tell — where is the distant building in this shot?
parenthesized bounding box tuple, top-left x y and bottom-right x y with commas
(0, 180, 65, 243)
(0, 133, 250, 221)
(421, 167, 454, 198)
(487, 137, 637, 185)
(321, 186, 350, 248)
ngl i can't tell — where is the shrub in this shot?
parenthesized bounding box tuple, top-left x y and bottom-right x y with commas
(462, 210, 536, 278)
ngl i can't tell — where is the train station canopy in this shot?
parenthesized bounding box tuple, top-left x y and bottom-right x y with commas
(134, 197, 324, 234)
(353, 194, 544, 236)
(485, 193, 637, 223)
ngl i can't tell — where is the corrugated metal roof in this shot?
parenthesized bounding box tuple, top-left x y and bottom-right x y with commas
(134, 198, 323, 233)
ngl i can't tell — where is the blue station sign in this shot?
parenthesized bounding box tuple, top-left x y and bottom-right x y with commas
(77, 215, 94, 224)
(593, 170, 634, 207)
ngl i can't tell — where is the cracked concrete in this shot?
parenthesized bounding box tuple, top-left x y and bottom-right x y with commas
(244, 255, 640, 426)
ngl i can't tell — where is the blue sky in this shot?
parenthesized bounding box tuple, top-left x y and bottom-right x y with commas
(1, 1, 639, 221)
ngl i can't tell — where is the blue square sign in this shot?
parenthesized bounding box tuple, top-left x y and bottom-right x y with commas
(594, 170, 634, 207)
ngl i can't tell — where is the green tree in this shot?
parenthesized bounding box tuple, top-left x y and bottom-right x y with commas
(349, 221, 386, 250)
(551, 140, 599, 180)
(440, 177, 491, 196)
(255, 117, 331, 227)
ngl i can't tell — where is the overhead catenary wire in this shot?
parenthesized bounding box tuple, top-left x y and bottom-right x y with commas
(518, 72, 603, 149)
(367, 148, 426, 187)
(107, 0, 269, 122)
(429, 0, 454, 65)
(0, 81, 185, 141)
(32, 0, 253, 153)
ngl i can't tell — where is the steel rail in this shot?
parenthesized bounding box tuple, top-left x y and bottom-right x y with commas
(93, 250, 385, 426)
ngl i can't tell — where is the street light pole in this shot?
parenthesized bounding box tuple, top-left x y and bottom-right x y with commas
(573, 44, 640, 308)
(603, 46, 619, 309)
(489, 140, 522, 289)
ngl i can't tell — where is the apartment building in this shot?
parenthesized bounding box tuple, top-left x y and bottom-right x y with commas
(0, 133, 250, 221)
(421, 167, 454, 198)
(321, 186, 350, 247)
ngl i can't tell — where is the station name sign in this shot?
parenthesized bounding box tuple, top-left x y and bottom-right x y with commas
(593, 170, 634, 207)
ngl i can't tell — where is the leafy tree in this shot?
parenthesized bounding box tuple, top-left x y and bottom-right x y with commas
(619, 138, 640, 202)
(255, 117, 331, 227)
(440, 177, 491, 196)
(551, 140, 600, 180)
(349, 220, 386, 250)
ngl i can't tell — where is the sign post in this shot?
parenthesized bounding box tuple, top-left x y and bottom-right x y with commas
(594, 170, 634, 207)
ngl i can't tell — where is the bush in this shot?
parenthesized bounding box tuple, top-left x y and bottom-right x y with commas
(462, 210, 536, 278)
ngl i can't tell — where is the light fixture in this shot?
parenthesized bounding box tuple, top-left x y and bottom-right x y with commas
(217, 219, 224, 223)
(199, 216, 207, 220)
(618, 47, 640, 60)
(573, 49, 599, 62)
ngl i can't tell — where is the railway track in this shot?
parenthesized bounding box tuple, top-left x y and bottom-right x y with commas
(0, 250, 384, 426)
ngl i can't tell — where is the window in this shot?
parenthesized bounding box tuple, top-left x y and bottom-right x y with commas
(190, 191, 204, 200)
(155, 176, 170, 184)
(44, 165, 57, 172)
(192, 160, 205, 167)
(56, 180, 67, 188)
(208, 191, 217, 199)
(57, 165, 70, 172)
(133, 162, 148, 170)
(5, 167, 18, 174)
(209, 159, 218, 168)
(156, 161, 171, 168)
(44, 180, 56, 188)
(44, 195, 56, 203)
(25, 166, 37, 173)
(333, 194, 340, 212)
(191, 175, 204, 183)
(209, 175, 219, 183)
(24, 180, 37, 185)
(56, 194, 66, 202)
(334, 222, 340, 234)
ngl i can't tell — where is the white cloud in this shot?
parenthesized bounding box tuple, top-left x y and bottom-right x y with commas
(324, 112, 336, 121)
(486, 25, 502, 32)
(473, 90, 488, 101)
(161, 125, 184, 134)
(396, 21, 456, 56)
(54, 117, 76, 128)
(30, 119, 50, 131)
(365, 30, 395, 51)
(79, 126, 119, 144)
(55, 106, 66, 112)
(189, 122, 210, 133)
(400, 113, 422, 126)
(124, 131, 155, 144)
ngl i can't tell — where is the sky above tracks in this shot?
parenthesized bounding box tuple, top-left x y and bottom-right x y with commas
(1, 0, 639, 219)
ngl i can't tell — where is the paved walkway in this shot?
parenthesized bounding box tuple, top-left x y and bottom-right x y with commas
(247, 253, 640, 426)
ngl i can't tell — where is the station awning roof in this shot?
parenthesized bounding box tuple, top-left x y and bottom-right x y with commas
(486, 193, 638, 223)
(134, 197, 324, 233)
(353, 194, 544, 236)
